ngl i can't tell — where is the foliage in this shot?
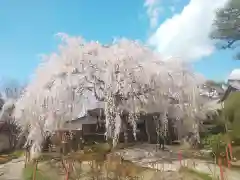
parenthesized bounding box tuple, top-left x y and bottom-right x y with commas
(223, 92, 240, 120)
(83, 142, 112, 154)
(201, 92, 240, 159)
(205, 80, 226, 88)
(0, 78, 25, 100)
(211, 0, 240, 59)
(222, 92, 240, 139)
(0, 100, 20, 150)
(0, 79, 23, 151)
(202, 134, 228, 158)
(13, 34, 205, 156)
(200, 119, 226, 139)
(0, 95, 4, 110)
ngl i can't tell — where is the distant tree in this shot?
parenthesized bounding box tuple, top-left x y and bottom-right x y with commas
(0, 94, 4, 110)
(205, 80, 226, 88)
(211, 0, 240, 59)
(0, 78, 24, 100)
(0, 79, 24, 150)
(0, 100, 19, 149)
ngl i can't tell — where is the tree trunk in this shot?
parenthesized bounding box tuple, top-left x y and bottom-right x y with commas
(60, 132, 68, 155)
(192, 122, 200, 148)
(145, 120, 150, 143)
(122, 120, 128, 144)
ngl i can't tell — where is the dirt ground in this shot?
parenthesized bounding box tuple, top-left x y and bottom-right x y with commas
(0, 156, 25, 180)
(115, 143, 240, 180)
(37, 159, 211, 180)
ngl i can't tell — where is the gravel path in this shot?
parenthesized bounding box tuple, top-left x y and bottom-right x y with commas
(115, 144, 240, 180)
(0, 157, 25, 180)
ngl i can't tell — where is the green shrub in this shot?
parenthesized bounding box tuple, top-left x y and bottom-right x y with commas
(202, 134, 227, 158)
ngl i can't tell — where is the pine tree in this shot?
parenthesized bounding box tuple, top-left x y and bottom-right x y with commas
(211, 0, 240, 59)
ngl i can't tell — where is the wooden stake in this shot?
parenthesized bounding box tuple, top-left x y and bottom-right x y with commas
(226, 146, 230, 168)
(65, 162, 70, 180)
(32, 161, 38, 180)
(24, 150, 27, 168)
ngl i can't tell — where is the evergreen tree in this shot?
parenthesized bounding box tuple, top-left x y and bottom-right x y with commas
(211, 0, 240, 59)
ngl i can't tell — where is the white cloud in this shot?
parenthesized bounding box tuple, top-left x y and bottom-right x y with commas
(148, 0, 229, 61)
(144, 0, 162, 29)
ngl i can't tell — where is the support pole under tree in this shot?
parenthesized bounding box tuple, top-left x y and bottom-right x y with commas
(145, 119, 151, 143)
(122, 117, 128, 144)
(24, 150, 28, 168)
(75, 129, 83, 150)
(123, 129, 128, 144)
(155, 115, 160, 151)
(25, 142, 31, 166)
(61, 132, 68, 155)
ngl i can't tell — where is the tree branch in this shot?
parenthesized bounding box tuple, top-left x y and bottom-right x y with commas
(223, 40, 237, 49)
(84, 76, 105, 101)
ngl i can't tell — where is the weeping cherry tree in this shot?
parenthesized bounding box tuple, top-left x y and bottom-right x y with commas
(14, 34, 205, 158)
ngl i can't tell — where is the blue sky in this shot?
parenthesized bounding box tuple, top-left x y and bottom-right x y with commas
(0, 0, 239, 84)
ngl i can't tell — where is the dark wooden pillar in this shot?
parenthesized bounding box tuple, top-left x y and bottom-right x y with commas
(76, 129, 84, 150)
(121, 114, 128, 144)
(144, 114, 157, 144)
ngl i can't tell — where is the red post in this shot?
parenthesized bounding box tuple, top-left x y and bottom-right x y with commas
(226, 146, 230, 168)
(218, 158, 224, 180)
(178, 151, 182, 166)
(32, 161, 38, 180)
(65, 162, 69, 180)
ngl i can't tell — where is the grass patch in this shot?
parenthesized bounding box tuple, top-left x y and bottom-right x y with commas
(36, 152, 62, 162)
(10, 150, 24, 157)
(84, 142, 112, 154)
(0, 150, 24, 164)
(22, 164, 51, 180)
(180, 167, 215, 180)
(83, 142, 136, 154)
(67, 151, 106, 161)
